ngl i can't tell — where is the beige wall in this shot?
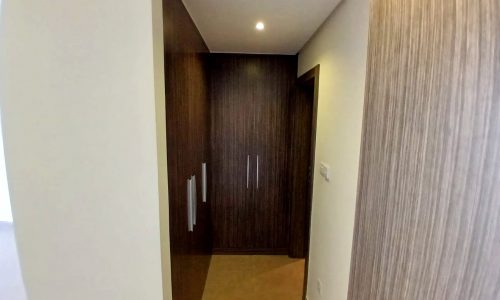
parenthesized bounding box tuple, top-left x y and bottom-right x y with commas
(297, 0, 369, 299)
(151, 0, 173, 298)
(0, 0, 11, 223)
(0, 113, 12, 222)
(0, 0, 167, 299)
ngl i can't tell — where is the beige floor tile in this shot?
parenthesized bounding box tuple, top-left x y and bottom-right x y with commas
(203, 255, 305, 300)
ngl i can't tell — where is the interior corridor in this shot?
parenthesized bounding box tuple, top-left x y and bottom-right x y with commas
(202, 255, 305, 300)
(1, 0, 498, 299)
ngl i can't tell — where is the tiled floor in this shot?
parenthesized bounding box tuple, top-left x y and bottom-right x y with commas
(0, 222, 27, 300)
(202, 255, 305, 300)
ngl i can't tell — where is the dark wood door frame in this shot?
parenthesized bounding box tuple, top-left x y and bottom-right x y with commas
(296, 65, 320, 300)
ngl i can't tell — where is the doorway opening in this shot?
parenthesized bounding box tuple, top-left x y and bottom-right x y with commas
(202, 58, 319, 300)
(289, 65, 320, 300)
(163, 42, 320, 300)
(161, 1, 324, 299)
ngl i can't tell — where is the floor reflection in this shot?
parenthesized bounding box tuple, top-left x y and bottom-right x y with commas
(0, 222, 27, 300)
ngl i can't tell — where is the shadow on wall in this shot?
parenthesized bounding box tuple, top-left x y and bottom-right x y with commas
(0, 0, 10, 224)
(1, 1, 27, 297)
(0, 222, 27, 300)
(0, 71, 27, 300)
(0, 114, 12, 222)
(0, 56, 27, 300)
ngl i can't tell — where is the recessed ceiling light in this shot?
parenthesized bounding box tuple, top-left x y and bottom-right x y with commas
(256, 22, 265, 31)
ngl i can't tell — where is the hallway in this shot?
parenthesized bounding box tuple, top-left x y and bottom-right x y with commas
(202, 255, 305, 300)
(1, 0, 499, 299)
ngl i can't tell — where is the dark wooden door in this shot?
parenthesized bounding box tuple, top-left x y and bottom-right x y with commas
(163, 0, 212, 299)
(210, 55, 256, 251)
(210, 54, 297, 253)
(288, 70, 317, 258)
(252, 56, 296, 251)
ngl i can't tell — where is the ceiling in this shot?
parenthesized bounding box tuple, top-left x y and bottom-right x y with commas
(182, 0, 343, 54)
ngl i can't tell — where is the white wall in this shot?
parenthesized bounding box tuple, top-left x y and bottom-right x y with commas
(298, 0, 369, 299)
(0, 0, 168, 299)
(0, 0, 12, 223)
(151, 0, 173, 298)
(0, 113, 13, 222)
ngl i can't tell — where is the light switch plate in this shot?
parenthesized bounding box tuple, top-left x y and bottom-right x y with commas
(316, 278, 323, 295)
(319, 162, 330, 182)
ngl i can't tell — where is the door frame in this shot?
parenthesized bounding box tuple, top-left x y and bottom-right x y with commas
(296, 65, 320, 300)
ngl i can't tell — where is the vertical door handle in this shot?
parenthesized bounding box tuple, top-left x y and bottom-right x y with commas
(187, 178, 193, 232)
(192, 175, 197, 226)
(247, 155, 250, 189)
(256, 155, 259, 189)
(202, 163, 207, 203)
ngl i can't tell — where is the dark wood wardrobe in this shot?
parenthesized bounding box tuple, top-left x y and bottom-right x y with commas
(163, 0, 212, 299)
(209, 54, 298, 253)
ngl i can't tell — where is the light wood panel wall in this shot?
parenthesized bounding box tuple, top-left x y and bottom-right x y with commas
(349, 0, 500, 299)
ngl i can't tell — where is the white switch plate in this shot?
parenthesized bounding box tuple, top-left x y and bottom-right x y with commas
(319, 162, 330, 182)
(316, 279, 323, 296)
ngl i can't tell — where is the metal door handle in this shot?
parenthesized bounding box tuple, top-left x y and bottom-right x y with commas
(187, 178, 193, 232)
(192, 175, 197, 226)
(256, 155, 259, 189)
(247, 155, 250, 189)
(202, 163, 207, 203)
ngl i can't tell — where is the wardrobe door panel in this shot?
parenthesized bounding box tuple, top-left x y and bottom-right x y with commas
(253, 56, 297, 251)
(163, 1, 212, 299)
(210, 55, 255, 251)
(210, 54, 297, 253)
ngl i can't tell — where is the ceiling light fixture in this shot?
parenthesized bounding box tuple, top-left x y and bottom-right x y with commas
(256, 22, 265, 31)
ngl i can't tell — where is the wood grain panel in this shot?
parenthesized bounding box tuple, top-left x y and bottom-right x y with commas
(163, 0, 211, 299)
(348, 0, 500, 299)
(209, 54, 297, 253)
(253, 55, 297, 251)
(209, 54, 255, 252)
